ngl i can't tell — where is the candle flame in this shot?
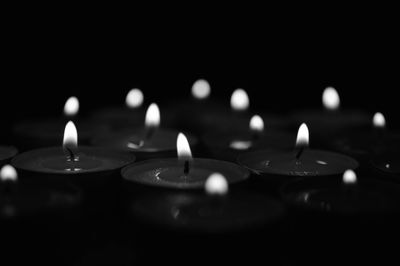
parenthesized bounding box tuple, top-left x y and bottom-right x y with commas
(0, 165, 18, 182)
(230, 89, 249, 111)
(322, 87, 340, 111)
(205, 173, 229, 195)
(64, 96, 79, 117)
(296, 123, 309, 148)
(373, 112, 386, 128)
(126, 88, 144, 108)
(63, 121, 78, 150)
(145, 103, 161, 128)
(177, 133, 192, 161)
(249, 115, 264, 132)
(343, 169, 357, 184)
(191, 79, 211, 100)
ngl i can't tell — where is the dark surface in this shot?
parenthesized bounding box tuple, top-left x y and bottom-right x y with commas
(2, 11, 400, 265)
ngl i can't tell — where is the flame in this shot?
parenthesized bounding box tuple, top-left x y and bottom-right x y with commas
(126, 88, 144, 108)
(343, 169, 357, 184)
(373, 112, 386, 128)
(177, 133, 192, 160)
(296, 123, 309, 148)
(145, 103, 161, 128)
(322, 87, 340, 111)
(205, 173, 229, 195)
(63, 121, 78, 150)
(249, 115, 264, 132)
(0, 165, 18, 182)
(229, 140, 252, 150)
(191, 79, 211, 99)
(64, 96, 79, 117)
(230, 89, 249, 111)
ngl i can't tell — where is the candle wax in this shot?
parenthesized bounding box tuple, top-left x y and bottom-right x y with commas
(238, 149, 359, 176)
(12, 147, 135, 175)
(281, 176, 400, 214)
(122, 158, 249, 189)
(129, 190, 286, 233)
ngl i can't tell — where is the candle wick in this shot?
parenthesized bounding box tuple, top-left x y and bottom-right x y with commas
(65, 147, 76, 162)
(183, 160, 190, 175)
(137, 126, 157, 147)
(295, 146, 305, 160)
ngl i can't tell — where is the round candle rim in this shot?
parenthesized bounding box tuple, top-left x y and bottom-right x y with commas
(11, 146, 136, 175)
(0, 145, 18, 160)
(121, 157, 250, 190)
(279, 176, 400, 214)
(237, 149, 359, 176)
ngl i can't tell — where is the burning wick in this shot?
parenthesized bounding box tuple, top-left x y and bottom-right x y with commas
(205, 173, 228, 196)
(192, 79, 211, 100)
(231, 89, 249, 112)
(343, 169, 357, 185)
(295, 123, 309, 160)
(177, 133, 192, 175)
(126, 88, 144, 109)
(322, 87, 340, 111)
(64, 96, 79, 117)
(0, 165, 18, 194)
(63, 121, 79, 170)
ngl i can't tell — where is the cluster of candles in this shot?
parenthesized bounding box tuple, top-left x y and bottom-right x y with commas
(2, 80, 400, 233)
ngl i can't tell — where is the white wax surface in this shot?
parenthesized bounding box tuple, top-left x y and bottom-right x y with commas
(239, 149, 359, 176)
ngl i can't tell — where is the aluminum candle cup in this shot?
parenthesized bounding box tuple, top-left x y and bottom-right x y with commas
(121, 133, 249, 189)
(91, 103, 198, 160)
(11, 122, 135, 189)
(128, 173, 286, 233)
(0, 146, 18, 166)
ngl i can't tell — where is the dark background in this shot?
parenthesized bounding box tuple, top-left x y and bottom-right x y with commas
(2, 9, 400, 134)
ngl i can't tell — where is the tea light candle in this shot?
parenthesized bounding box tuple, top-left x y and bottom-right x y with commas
(281, 170, 400, 214)
(92, 103, 198, 160)
(331, 112, 400, 159)
(121, 133, 249, 189)
(128, 173, 286, 233)
(0, 165, 81, 220)
(292, 87, 370, 142)
(203, 115, 294, 161)
(13, 96, 109, 149)
(0, 146, 18, 166)
(11, 121, 135, 184)
(238, 123, 359, 177)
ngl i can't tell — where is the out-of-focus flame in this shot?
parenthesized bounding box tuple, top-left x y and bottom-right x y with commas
(191, 79, 211, 100)
(145, 103, 160, 128)
(177, 133, 192, 161)
(63, 121, 78, 150)
(230, 89, 249, 111)
(373, 112, 386, 128)
(322, 87, 340, 111)
(126, 88, 144, 108)
(296, 123, 309, 148)
(343, 169, 357, 184)
(249, 115, 264, 132)
(229, 140, 252, 150)
(64, 96, 79, 117)
(0, 165, 18, 182)
(205, 173, 229, 195)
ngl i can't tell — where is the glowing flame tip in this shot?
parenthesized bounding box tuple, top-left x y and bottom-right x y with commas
(205, 173, 229, 195)
(250, 115, 264, 132)
(63, 121, 78, 149)
(64, 96, 79, 117)
(177, 133, 192, 160)
(126, 88, 144, 108)
(0, 165, 18, 182)
(145, 103, 161, 128)
(373, 112, 386, 128)
(343, 169, 357, 184)
(296, 123, 309, 148)
(192, 79, 211, 99)
(322, 87, 340, 111)
(231, 88, 249, 111)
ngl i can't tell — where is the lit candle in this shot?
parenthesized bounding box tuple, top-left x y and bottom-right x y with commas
(11, 121, 135, 187)
(13, 96, 109, 149)
(0, 145, 18, 167)
(0, 164, 81, 220)
(127, 172, 285, 233)
(203, 115, 295, 161)
(92, 103, 198, 160)
(281, 169, 400, 214)
(121, 133, 249, 189)
(238, 123, 359, 178)
(292, 87, 370, 143)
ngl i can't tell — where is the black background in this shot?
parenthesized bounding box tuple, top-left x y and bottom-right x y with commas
(2, 10, 399, 134)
